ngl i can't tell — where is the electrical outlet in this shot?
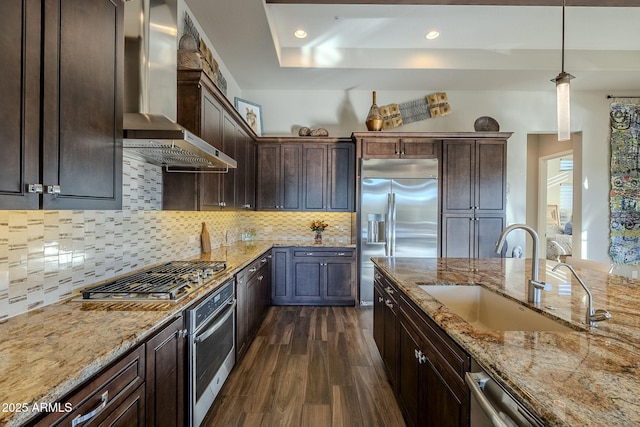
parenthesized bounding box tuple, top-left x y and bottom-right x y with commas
(632, 270, 638, 279)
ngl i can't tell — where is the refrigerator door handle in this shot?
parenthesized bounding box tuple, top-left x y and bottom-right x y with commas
(385, 193, 392, 256)
(390, 193, 397, 256)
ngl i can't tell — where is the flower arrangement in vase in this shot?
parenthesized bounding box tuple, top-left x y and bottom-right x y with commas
(309, 220, 329, 244)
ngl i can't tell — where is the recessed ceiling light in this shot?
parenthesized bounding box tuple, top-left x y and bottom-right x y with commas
(425, 31, 440, 40)
(294, 29, 307, 39)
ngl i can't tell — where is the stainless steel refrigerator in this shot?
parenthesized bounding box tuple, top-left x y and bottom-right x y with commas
(359, 158, 438, 305)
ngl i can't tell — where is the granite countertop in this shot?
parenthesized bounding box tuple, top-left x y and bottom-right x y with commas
(0, 240, 354, 427)
(372, 257, 640, 427)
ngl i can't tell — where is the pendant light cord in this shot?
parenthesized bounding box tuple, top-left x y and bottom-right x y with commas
(561, 0, 566, 73)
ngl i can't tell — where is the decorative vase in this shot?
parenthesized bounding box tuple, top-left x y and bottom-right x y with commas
(365, 91, 383, 131)
(314, 230, 323, 244)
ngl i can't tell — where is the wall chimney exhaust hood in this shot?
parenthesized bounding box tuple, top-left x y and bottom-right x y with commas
(122, 0, 236, 170)
(123, 113, 237, 169)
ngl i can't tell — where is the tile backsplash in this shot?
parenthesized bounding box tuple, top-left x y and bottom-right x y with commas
(0, 157, 353, 320)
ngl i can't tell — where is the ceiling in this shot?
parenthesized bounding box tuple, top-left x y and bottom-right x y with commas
(185, 0, 640, 92)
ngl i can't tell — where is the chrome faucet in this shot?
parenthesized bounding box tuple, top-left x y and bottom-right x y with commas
(495, 224, 549, 303)
(552, 262, 612, 327)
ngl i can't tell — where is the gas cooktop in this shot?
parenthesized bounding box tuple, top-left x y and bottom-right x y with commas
(79, 260, 227, 302)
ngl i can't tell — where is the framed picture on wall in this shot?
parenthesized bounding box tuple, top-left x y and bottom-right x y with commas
(234, 97, 263, 136)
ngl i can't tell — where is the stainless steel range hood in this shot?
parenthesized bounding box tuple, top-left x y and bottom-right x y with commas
(123, 113, 237, 169)
(123, 0, 236, 170)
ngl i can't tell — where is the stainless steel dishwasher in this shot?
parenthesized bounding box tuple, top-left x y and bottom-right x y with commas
(466, 361, 544, 427)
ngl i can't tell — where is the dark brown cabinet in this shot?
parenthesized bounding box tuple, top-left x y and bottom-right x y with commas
(1, 0, 123, 210)
(256, 143, 303, 210)
(373, 271, 399, 388)
(302, 143, 355, 211)
(257, 140, 355, 212)
(166, 70, 256, 211)
(373, 267, 470, 427)
(28, 315, 187, 427)
(398, 294, 470, 427)
(441, 139, 507, 258)
(30, 345, 146, 426)
(271, 247, 356, 305)
(236, 252, 271, 360)
(145, 316, 186, 427)
(442, 214, 506, 258)
(271, 247, 290, 303)
(358, 136, 439, 159)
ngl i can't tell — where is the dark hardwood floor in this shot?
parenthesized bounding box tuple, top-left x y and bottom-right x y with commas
(202, 306, 406, 427)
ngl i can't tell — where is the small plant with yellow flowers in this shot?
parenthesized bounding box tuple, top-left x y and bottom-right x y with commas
(309, 220, 329, 232)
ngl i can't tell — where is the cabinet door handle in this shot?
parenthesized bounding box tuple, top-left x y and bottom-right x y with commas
(72, 391, 108, 427)
(378, 296, 384, 303)
(27, 183, 43, 194)
(385, 299, 393, 309)
(46, 185, 61, 195)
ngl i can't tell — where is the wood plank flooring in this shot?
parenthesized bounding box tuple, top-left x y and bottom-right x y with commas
(202, 306, 406, 427)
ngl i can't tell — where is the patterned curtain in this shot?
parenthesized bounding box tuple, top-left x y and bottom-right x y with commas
(609, 101, 640, 264)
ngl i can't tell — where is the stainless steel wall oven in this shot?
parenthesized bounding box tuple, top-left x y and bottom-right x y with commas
(186, 279, 236, 427)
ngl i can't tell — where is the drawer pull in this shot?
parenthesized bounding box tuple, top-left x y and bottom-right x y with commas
(385, 286, 394, 295)
(258, 275, 264, 281)
(72, 391, 108, 427)
(374, 273, 381, 280)
(385, 299, 394, 309)
(260, 258, 267, 263)
(249, 267, 257, 273)
(378, 296, 384, 303)
(305, 252, 314, 256)
(336, 252, 346, 256)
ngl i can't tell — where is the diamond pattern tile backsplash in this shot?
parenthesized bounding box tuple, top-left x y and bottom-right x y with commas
(0, 157, 353, 320)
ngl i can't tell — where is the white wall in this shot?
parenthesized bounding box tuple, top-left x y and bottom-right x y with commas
(241, 88, 621, 264)
(178, 0, 242, 104)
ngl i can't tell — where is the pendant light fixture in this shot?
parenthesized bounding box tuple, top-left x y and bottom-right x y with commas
(551, 0, 574, 141)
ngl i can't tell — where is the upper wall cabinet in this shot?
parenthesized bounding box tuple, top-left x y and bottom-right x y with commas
(256, 138, 355, 212)
(164, 70, 256, 211)
(1, 0, 123, 210)
(353, 133, 440, 159)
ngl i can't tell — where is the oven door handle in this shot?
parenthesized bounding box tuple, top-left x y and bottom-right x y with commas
(194, 299, 236, 344)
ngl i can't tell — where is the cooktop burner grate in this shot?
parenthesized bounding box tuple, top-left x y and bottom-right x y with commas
(81, 260, 227, 302)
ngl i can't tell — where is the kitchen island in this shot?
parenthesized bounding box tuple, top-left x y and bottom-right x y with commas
(373, 257, 640, 426)
(0, 240, 353, 427)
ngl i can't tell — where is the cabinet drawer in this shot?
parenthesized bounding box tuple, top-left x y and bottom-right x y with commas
(293, 249, 354, 258)
(32, 345, 145, 427)
(243, 254, 270, 279)
(400, 295, 470, 380)
(374, 269, 398, 303)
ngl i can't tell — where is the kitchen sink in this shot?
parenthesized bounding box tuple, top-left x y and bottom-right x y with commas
(418, 285, 576, 332)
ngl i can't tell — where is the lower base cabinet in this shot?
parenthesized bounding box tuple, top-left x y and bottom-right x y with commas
(373, 273, 399, 388)
(28, 316, 186, 427)
(236, 252, 272, 360)
(145, 316, 186, 427)
(271, 247, 356, 305)
(30, 345, 146, 426)
(373, 267, 470, 427)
